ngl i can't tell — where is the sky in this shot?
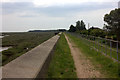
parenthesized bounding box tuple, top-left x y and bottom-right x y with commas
(0, 0, 119, 32)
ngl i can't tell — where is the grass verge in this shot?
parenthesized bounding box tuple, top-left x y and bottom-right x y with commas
(66, 33, 119, 78)
(47, 33, 77, 78)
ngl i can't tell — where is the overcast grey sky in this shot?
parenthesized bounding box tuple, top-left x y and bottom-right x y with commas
(1, 0, 119, 32)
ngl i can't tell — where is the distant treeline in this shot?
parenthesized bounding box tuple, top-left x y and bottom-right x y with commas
(28, 29, 66, 32)
(68, 8, 120, 41)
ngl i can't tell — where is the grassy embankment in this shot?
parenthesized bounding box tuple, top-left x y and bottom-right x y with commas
(1, 32, 54, 66)
(47, 33, 77, 78)
(85, 36, 120, 61)
(66, 33, 119, 78)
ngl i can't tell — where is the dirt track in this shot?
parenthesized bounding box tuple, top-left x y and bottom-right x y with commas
(64, 34, 103, 78)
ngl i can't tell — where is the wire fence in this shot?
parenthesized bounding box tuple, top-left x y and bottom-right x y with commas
(67, 32, 120, 63)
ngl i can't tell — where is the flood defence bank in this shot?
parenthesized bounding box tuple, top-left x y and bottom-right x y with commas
(2, 34, 60, 79)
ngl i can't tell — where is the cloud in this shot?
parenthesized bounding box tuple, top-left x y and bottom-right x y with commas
(2, 2, 117, 17)
(2, 2, 34, 14)
(32, 0, 119, 7)
(18, 13, 39, 17)
(1, 1, 118, 32)
(2, 0, 119, 7)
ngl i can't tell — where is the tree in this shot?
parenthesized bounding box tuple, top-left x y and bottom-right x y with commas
(104, 8, 120, 40)
(68, 25, 76, 32)
(80, 20, 86, 30)
(76, 20, 86, 31)
(76, 21, 81, 31)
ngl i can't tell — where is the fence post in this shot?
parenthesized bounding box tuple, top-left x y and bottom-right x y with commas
(117, 41, 119, 61)
(94, 36, 95, 49)
(96, 38, 98, 51)
(96, 38, 98, 53)
(110, 40, 112, 58)
(92, 36, 94, 48)
(89, 35, 90, 47)
(97, 38, 99, 51)
(105, 39, 107, 55)
(100, 38, 102, 53)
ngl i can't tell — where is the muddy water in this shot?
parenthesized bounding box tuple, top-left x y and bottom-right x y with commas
(0, 47, 11, 52)
(0, 36, 4, 38)
(0, 35, 11, 52)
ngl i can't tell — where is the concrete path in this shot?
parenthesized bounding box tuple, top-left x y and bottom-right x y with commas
(2, 35, 60, 78)
(64, 34, 103, 78)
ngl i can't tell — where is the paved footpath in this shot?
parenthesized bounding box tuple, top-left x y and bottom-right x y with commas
(2, 34, 60, 78)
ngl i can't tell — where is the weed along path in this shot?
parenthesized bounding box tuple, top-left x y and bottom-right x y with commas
(64, 34, 103, 78)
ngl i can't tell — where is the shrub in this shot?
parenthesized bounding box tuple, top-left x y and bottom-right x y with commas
(90, 29, 105, 37)
(2, 54, 7, 62)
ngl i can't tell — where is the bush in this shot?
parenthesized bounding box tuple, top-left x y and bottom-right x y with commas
(2, 49, 15, 56)
(80, 30, 88, 35)
(90, 29, 105, 37)
(2, 54, 7, 62)
(112, 35, 117, 40)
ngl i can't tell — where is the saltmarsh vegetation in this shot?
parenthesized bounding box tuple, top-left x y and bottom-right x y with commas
(1, 32, 54, 66)
(47, 33, 77, 78)
(66, 33, 119, 78)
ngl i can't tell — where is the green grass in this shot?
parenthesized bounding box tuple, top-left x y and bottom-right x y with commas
(66, 33, 119, 78)
(1, 32, 54, 66)
(85, 38, 119, 60)
(47, 33, 77, 78)
(79, 34, 119, 61)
